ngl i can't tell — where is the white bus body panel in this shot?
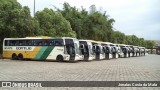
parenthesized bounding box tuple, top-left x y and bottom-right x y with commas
(109, 54, 112, 59)
(115, 53, 119, 59)
(46, 46, 70, 61)
(100, 53, 105, 60)
(88, 55, 94, 60)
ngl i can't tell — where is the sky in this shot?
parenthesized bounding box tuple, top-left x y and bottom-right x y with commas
(17, 0, 160, 40)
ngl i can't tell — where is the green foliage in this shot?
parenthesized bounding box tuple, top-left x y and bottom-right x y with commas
(35, 8, 76, 37)
(112, 31, 125, 44)
(124, 35, 155, 48)
(60, 3, 115, 41)
(144, 40, 155, 49)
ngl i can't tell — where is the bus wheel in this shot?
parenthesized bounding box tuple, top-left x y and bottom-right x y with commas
(12, 53, 17, 60)
(56, 55, 63, 62)
(18, 54, 23, 60)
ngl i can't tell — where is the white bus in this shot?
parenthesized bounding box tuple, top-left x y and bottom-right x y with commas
(79, 40, 95, 61)
(109, 43, 120, 59)
(101, 42, 113, 59)
(139, 47, 146, 56)
(115, 44, 125, 58)
(127, 45, 137, 57)
(125, 45, 134, 57)
(133, 46, 140, 56)
(90, 41, 105, 60)
(3, 37, 84, 62)
(118, 44, 129, 58)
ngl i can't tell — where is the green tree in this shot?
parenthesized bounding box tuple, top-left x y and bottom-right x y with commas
(125, 35, 132, 45)
(60, 3, 115, 41)
(35, 8, 76, 37)
(60, 3, 85, 39)
(144, 40, 155, 49)
(112, 31, 125, 44)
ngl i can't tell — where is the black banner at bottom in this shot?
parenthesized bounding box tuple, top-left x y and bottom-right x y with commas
(0, 81, 160, 87)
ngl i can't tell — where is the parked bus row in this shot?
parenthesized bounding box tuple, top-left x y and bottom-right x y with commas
(3, 37, 148, 62)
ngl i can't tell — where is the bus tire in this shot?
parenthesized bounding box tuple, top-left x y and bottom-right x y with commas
(12, 53, 17, 60)
(56, 55, 63, 62)
(18, 54, 23, 60)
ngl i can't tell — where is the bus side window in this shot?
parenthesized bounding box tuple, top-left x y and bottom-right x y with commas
(55, 41, 59, 45)
(32, 40, 36, 46)
(38, 41, 43, 46)
(10, 40, 16, 46)
(33, 39, 42, 46)
(44, 40, 49, 46)
(48, 40, 54, 46)
(25, 40, 32, 46)
(5, 40, 10, 46)
(54, 39, 64, 46)
(19, 40, 23, 46)
(15, 40, 19, 46)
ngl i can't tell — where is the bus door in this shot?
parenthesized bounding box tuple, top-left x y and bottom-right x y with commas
(112, 47, 116, 58)
(65, 39, 75, 61)
(95, 45, 101, 60)
(141, 48, 143, 56)
(131, 47, 135, 57)
(105, 46, 110, 60)
(128, 48, 131, 57)
(92, 45, 96, 59)
(122, 47, 128, 58)
(80, 44, 89, 61)
(93, 45, 100, 60)
(144, 48, 146, 56)
(84, 45, 89, 60)
(102, 46, 106, 59)
(135, 48, 138, 56)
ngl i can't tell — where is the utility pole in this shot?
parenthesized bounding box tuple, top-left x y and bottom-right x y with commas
(33, 0, 35, 16)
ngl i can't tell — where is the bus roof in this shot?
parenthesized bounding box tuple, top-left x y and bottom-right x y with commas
(4, 37, 76, 40)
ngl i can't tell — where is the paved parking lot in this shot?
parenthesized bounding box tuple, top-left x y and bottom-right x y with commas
(0, 54, 160, 90)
